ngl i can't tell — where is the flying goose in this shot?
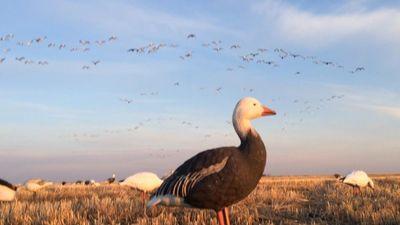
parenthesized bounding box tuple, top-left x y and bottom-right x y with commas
(186, 34, 196, 39)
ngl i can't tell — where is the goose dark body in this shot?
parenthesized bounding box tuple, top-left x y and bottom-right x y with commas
(173, 131, 266, 210)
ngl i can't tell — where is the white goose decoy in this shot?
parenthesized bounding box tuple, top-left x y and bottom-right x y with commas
(120, 172, 163, 208)
(24, 179, 53, 192)
(120, 172, 162, 193)
(337, 170, 374, 195)
(0, 178, 18, 201)
(93, 180, 101, 187)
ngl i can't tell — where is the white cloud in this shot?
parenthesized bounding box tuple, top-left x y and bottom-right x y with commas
(365, 105, 400, 119)
(324, 83, 400, 119)
(6, 101, 94, 119)
(252, 0, 400, 47)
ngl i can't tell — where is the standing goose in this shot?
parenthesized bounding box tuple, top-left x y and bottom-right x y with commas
(336, 170, 374, 195)
(0, 178, 18, 201)
(147, 97, 276, 225)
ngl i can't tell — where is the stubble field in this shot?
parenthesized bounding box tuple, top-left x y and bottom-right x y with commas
(0, 174, 399, 225)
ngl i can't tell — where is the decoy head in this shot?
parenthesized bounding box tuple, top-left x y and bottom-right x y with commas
(334, 173, 345, 182)
(233, 97, 276, 121)
(233, 97, 276, 140)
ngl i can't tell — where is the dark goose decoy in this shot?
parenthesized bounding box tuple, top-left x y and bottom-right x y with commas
(147, 97, 276, 225)
(0, 178, 18, 201)
(107, 173, 116, 184)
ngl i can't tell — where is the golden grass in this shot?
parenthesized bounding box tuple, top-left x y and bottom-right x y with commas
(0, 175, 399, 225)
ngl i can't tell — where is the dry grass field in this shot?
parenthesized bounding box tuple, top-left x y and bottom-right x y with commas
(0, 175, 399, 225)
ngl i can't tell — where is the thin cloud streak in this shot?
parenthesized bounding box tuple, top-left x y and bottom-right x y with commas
(5, 100, 95, 119)
(41, 0, 242, 40)
(362, 104, 400, 119)
(252, 0, 400, 47)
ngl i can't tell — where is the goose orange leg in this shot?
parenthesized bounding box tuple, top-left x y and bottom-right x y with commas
(217, 210, 226, 225)
(217, 208, 230, 225)
(223, 207, 231, 225)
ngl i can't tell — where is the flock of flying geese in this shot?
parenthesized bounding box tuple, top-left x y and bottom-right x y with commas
(125, 33, 366, 74)
(0, 33, 116, 69)
(1, 32, 360, 141)
(65, 92, 345, 144)
(1, 32, 365, 74)
(1, 97, 375, 225)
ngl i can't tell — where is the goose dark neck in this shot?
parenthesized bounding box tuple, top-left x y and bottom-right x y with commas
(239, 129, 264, 151)
(239, 129, 267, 178)
(233, 116, 266, 162)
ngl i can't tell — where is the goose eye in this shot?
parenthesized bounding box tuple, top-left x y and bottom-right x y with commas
(253, 103, 256, 106)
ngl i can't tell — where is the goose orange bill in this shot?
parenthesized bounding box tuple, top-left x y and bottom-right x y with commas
(262, 106, 276, 116)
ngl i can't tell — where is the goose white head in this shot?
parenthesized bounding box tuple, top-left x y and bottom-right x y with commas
(233, 97, 276, 140)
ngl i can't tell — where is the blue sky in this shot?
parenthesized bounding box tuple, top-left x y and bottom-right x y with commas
(1, 0, 399, 183)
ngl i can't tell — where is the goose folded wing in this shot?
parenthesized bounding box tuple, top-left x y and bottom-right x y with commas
(152, 147, 233, 201)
